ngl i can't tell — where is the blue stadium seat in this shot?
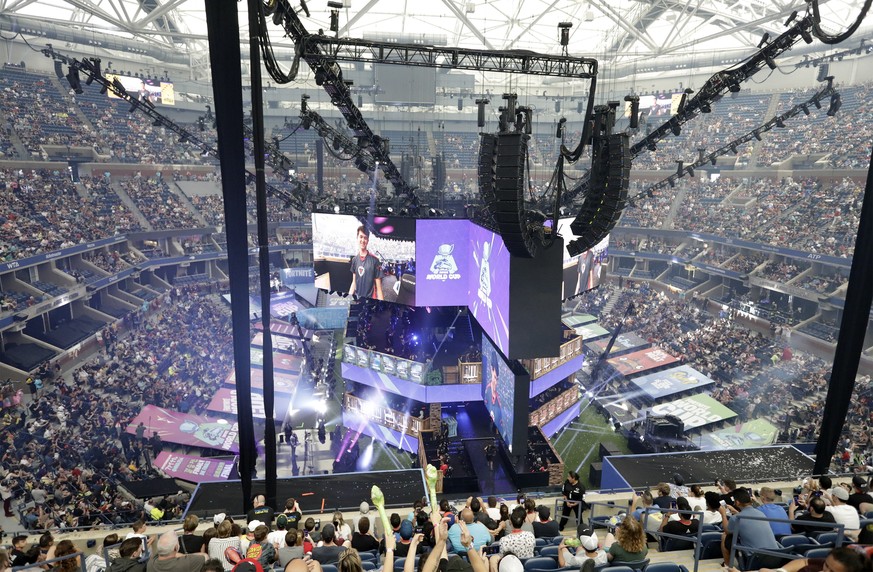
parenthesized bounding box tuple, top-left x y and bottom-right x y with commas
(805, 548, 832, 559)
(361, 561, 376, 570)
(646, 564, 688, 572)
(523, 557, 559, 571)
(539, 546, 560, 559)
(610, 559, 649, 571)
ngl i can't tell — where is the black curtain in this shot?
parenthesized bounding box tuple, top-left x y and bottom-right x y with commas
(204, 0, 256, 512)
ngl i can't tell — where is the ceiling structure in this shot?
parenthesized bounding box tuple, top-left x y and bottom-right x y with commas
(0, 0, 869, 78)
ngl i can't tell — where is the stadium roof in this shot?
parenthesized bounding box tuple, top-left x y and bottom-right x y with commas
(0, 0, 869, 75)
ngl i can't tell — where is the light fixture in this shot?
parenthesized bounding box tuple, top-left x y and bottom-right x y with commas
(558, 22, 572, 47)
(827, 93, 841, 116)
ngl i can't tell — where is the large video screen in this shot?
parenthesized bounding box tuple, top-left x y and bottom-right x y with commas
(312, 213, 417, 304)
(557, 218, 609, 299)
(481, 334, 529, 454)
(415, 219, 470, 307)
(105, 73, 175, 105)
(468, 223, 511, 356)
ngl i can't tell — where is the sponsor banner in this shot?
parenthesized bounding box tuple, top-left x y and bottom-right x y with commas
(251, 333, 299, 353)
(632, 365, 716, 400)
(126, 405, 239, 452)
(250, 347, 301, 372)
(207, 388, 292, 419)
(650, 393, 737, 431)
(587, 332, 649, 355)
(223, 368, 299, 394)
(562, 314, 598, 327)
(697, 419, 779, 450)
(575, 323, 610, 339)
(155, 451, 236, 483)
(607, 346, 679, 377)
(0, 235, 125, 273)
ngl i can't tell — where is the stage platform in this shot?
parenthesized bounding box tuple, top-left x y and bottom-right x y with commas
(184, 469, 427, 517)
(600, 445, 815, 491)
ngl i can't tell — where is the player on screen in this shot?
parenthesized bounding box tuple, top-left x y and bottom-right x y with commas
(575, 249, 594, 295)
(485, 359, 502, 428)
(478, 241, 492, 307)
(350, 225, 384, 300)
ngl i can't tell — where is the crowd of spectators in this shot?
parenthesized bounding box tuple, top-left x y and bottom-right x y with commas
(120, 176, 202, 231)
(0, 287, 236, 531)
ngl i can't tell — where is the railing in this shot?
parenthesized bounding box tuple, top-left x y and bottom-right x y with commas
(529, 386, 579, 427)
(12, 551, 87, 572)
(521, 335, 584, 379)
(344, 393, 430, 437)
(728, 513, 846, 569)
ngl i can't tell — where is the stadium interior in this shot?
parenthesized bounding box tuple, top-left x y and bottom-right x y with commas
(0, 0, 871, 571)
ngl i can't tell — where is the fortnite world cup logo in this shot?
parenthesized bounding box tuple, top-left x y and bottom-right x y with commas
(478, 241, 492, 309)
(427, 243, 461, 281)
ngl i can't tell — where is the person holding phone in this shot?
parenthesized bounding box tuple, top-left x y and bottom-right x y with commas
(789, 496, 836, 536)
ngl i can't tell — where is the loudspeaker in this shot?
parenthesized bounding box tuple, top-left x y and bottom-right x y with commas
(457, 98, 463, 111)
(489, 133, 538, 257)
(589, 462, 602, 487)
(645, 415, 684, 442)
(817, 63, 829, 83)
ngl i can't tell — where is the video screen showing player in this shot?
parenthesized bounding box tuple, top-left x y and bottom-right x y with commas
(481, 335, 521, 452)
(312, 213, 417, 304)
(557, 218, 610, 299)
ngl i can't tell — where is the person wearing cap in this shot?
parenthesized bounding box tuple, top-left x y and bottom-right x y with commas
(246, 496, 274, 530)
(147, 531, 208, 572)
(395, 520, 425, 558)
(496, 507, 535, 560)
(213, 514, 227, 528)
(448, 509, 490, 554)
(268, 515, 289, 550)
(722, 488, 781, 568)
(531, 506, 560, 539)
(311, 524, 346, 565)
(558, 531, 607, 569)
(826, 486, 861, 540)
(847, 476, 873, 513)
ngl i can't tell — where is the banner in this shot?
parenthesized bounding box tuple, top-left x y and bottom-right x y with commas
(155, 452, 236, 483)
(632, 365, 716, 400)
(207, 388, 292, 420)
(223, 368, 299, 394)
(575, 323, 610, 340)
(607, 346, 679, 376)
(251, 333, 299, 353)
(650, 393, 737, 431)
(697, 419, 779, 450)
(250, 348, 302, 372)
(126, 405, 239, 452)
(587, 332, 650, 355)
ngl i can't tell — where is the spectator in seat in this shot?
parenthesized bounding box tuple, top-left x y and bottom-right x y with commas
(604, 517, 648, 563)
(722, 488, 782, 568)
(756, 487, 791, 538)
(729, 546, 872, 572)
(350, 517, 380, 553)
(660, 497, 700, 550)
(826, 487, 861, 541)
(703, 492, 726, 526)
(277, 529, 303, 568)
(108, 538, 147, 572)
(847, 476, 873, 513)
(497, 507, 535, 560)
(311, 524, 346, 565)
(180, 515, 206, 554)
(147, 532, 208, 572)
(558, 531, 607, 568)
(531, 506, 560, 539)
(448, 509, 490, 553)
(789, 496, 836, 536)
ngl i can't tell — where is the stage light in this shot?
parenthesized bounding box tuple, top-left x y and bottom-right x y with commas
(813, 99, 822, 109)
(646, 142, 656, 151)
(757, 33, 770, 48)
(776, 117, 785, 128)
(827, 93, 841, 116)
(329, 9, 339, 33)
(687, 166, 694, 178)
(764, 54, 777, 70)
(671, 122, 681, 136)
(710, 154, 717, 166)
(676, 160, 684, 177)
(801, 104, 810, 116)
(66, 67, 83, 94)
(753, 130, 762, 141)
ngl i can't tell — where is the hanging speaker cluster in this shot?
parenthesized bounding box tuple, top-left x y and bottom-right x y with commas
(568, 133, 630, 256)
(477, 132, 541, 258)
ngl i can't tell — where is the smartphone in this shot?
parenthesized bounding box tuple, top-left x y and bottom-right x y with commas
(314, 519, 321, 531)
(414, 527, 423, 534)
(484, 545, 501, 555)
(812, 491, 823, 498)
(670, 501, 677, 510)
(635, 491, 643, 496)
(793, 495, 800, 504)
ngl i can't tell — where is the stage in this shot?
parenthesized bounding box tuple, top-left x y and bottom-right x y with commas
(600, 445, 815, 490)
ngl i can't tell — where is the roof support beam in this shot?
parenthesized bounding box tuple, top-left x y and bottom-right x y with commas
(338, 0, 381, 36)
(134, 0, 187, 29)
(589, 0, 659, 52)
(506, 0, 564, 50)
(440, 0, 494, 51)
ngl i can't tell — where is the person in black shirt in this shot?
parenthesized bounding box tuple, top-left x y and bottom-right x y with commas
(847, 475, 873, 512)
(350, 516, 380, 553)
(790, 496, 837, 536)
(9, 536, 31, 567)
(246, 495, 275, 530)
(652, 483, 676, 510)
(532, 506, 560, 538)
(349, 226, 383, 300)
(179, 515, 205, 554)
(281, 498, 302, 530)
(559, 471, 586, 531)
(659, 498, 699, 550)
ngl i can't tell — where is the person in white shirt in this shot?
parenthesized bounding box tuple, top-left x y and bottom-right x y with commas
(825, 487, 860, 540)
(558, 532, 608, 568)
(486, 497, 502, 521)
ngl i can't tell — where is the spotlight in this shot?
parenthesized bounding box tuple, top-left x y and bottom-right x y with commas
(329, 9, 339, 33)
(710, 154, 717, 166)
(66, 67, 83, 94)
(757, 33, 770, 48)
(671, 122, 681, 136)
(764, 54, 777, 70)
(700, 102, 711, 113)
(53, 60, 64, 79)
(676, 160, 684, 177)
(729, 144, 738, 154)
(668, 178, 675, 188)
(800, 27, 813, 44)
(827, 93, 841, 116)
(776, 117, 785, 128)
(728, 83, 741, 93)
(687, 166, 694, 177)
(753, 130, 762, 141)
(801, 104, 810, 116)
(813, 99, 822, 109)
(646, 142, 656, 151)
